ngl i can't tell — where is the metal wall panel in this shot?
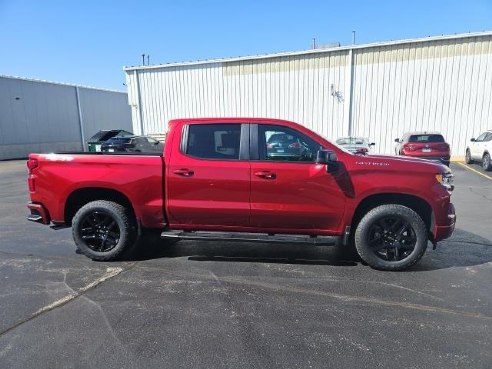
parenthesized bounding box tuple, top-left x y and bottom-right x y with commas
(125, 32, 492, 159)
(351, 37, 492, 156)
(78, 87, 133, 146)
(0, 76, 132, 159)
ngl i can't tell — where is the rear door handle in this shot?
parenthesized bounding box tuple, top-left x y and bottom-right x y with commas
(173, 168, 194, 177)
(254, 171, 277, 180)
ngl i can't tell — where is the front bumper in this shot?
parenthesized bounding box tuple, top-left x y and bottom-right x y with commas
(433, 202, 456, 242)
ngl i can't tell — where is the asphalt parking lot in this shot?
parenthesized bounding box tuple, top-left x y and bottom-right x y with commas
(0, 160, 491, 369)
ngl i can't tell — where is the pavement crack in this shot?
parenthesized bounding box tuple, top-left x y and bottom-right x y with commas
(0, 266, 126, 337)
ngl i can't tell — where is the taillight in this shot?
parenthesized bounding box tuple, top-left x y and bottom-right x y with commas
(28, 177, 36, 192)
(438, 144, 450, 151)
(288, 142, 302, 149)
(266, 143, 274, 149)
(403, 144, 415, 152)
(27, 158, 38, 172)
(27, 158, 38, 191)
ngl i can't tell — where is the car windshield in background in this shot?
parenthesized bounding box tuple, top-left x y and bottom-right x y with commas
(336, 137, 365, 145)
(409, 134, 445, 143)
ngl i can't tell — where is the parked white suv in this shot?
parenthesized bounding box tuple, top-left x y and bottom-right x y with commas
(465, 130, 492, 171)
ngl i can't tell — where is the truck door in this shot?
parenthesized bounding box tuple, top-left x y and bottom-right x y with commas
(250, 124, 346, 232)
(166, 123, 251, 227)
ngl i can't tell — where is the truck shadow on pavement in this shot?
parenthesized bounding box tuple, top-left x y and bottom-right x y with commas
(128, 230, 360, 267)
(126, 228, 492, 271)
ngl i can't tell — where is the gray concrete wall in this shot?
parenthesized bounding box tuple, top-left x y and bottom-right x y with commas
(0, 76, 132, 160)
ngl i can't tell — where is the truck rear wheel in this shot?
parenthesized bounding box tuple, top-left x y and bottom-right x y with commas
(72, 200, 137, 261)
(354, 204, 427, 271)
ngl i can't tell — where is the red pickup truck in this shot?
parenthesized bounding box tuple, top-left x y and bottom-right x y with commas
(27, 118, 456, 270)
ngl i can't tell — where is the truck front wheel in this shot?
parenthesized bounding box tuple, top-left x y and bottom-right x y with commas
(72, 200, 137, 261)
(354, 204, 428, 271)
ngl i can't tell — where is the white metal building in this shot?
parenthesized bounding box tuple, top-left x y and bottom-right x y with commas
(124, 32, 492, 159)
(0, 76, 132, 160)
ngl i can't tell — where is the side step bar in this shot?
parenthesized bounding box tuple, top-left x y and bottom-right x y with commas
(161, 230, 337, 246)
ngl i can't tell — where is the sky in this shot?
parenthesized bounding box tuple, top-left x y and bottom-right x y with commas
(0, 0, 491, 91)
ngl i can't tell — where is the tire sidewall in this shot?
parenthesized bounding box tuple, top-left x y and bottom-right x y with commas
(354, 205, 428, 271)
(483, 153, 491, 171)
(72, 200, 135, 261)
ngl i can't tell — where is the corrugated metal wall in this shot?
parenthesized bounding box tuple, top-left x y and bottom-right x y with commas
(125, 33, 492, 158)
(0, 76, 133, 160)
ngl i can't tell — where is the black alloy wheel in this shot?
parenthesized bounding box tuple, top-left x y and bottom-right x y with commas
(367, 216, 417, 262)
(354, 204, 428, 271)
(78, 210, 121, 252)
(72, 200, 137, 261)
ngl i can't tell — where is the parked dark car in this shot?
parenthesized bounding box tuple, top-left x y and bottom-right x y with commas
(87, 130, 134, 152)
(101, 136, 163, 153)
(394, 132, 450, 166)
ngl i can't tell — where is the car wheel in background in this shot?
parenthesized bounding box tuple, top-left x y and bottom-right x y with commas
(483, 153, 492, 171)
(465, 149, 473, 164)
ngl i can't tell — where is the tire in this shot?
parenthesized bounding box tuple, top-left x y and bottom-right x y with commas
(72, 200, 137, 261)
(354, 204, 428, 271)
(465, 149, 473, 164)
(482, 153, 492, 171)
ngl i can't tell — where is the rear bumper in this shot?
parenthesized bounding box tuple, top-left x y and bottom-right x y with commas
(27, 202, 51, 225)
(403, 154, 450, 165)
(433, 202, 456, 241)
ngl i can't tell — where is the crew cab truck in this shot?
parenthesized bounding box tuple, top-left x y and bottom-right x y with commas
(27, 118, 456, 271)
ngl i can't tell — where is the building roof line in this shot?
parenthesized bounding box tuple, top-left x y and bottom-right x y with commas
(0, 74, 127, 94)
(124, 31, 492, 72)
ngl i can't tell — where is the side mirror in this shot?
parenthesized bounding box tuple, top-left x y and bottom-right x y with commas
(316, 150, 338, 173)
(370, 142, 375, 146)
(470, 138, 476, 142)
(394, 138, 400, 143)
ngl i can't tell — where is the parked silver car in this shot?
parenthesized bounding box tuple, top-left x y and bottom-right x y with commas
(335, 137, 375, 155)
(465, 130, 492, 171)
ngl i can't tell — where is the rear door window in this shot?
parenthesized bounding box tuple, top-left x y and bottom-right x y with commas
(184, 124, 242, 160)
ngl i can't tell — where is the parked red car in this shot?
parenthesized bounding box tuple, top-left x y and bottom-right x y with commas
(395, 132, 450, 167)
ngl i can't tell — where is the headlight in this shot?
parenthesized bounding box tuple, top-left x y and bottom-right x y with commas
(435, 172, 454, 191)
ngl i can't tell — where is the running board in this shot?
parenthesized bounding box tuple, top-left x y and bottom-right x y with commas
(161, 230, 337, 246)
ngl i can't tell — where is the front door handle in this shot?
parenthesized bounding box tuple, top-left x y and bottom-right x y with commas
(173, 168, 194, 177)
(254, 171, 277, 180)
